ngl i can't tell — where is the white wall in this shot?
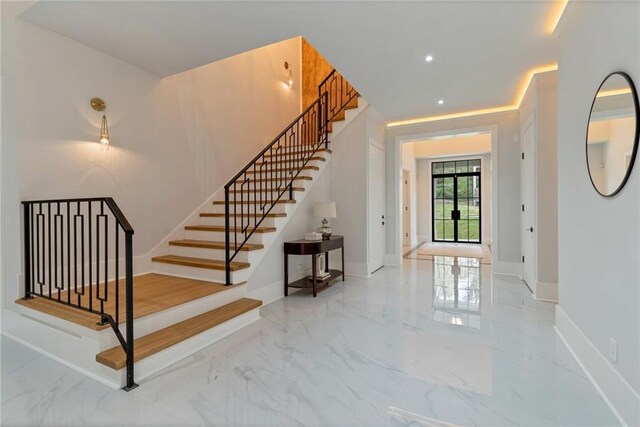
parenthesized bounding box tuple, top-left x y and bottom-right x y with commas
(555, 2, 640, 425)
(330, 105, 386, 277)
(385, 111, 521, 273)
(1, 3, 301, 305)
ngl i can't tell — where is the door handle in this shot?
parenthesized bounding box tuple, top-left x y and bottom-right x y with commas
(525, 227, 533, 232)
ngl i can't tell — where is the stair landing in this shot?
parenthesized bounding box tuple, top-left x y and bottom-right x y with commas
(15, 273, 235, 330)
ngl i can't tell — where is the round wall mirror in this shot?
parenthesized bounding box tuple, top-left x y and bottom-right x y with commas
(586, 72, 640, 197)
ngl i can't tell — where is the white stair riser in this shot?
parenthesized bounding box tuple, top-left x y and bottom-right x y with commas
(151, 261, 249, 284)
(184, 229, 266, 244)
(129, 309, 260, 388)
(168, 245, 256, 263)
(97, 284, 247, 349)
(209, 203, 293, 214)
(199, 215, 287, 228)
(226, 192, 304, 202)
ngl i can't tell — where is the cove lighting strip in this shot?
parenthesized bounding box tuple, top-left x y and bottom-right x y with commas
(386, 63, 558, 128)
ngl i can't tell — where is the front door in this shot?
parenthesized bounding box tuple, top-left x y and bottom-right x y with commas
(432, 159, 481, 243)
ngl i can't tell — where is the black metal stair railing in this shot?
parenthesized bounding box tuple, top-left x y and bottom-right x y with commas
(22, 197, 137, 391)
(224, 69, 358, 285)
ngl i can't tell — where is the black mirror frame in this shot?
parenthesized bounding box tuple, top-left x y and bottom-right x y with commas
(586, 71, 640, 198)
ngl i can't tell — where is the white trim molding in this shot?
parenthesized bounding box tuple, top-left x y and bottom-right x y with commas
(492, 261, 522, 277)
(555, 305, 640, 427)
(534, 281, 558, 303)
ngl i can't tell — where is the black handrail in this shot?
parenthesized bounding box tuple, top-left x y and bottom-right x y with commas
(22, 197, 137, 391)
(319, 69, 359, 124)
(223, 69, 358, 285)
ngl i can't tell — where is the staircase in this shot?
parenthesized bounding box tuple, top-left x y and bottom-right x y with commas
(15, 69, 361, 389)
(150, 69, 360, 286)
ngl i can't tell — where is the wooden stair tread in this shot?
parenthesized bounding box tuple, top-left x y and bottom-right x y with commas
(213, 199, 296, 205)
(200, 212, 287, 218)
(246, 165, 319, 173)
(169, 239, 264, 251)
(185, 225, 276, 233)
(230, 187, 305, 193)
(257, 156, 325, 165)
(95, 298, 262, 370)
(15, 273, 232, 331)
(264, 149, 331, 158)
(152, 255, 250, 271)
(250, 176, 313, 182)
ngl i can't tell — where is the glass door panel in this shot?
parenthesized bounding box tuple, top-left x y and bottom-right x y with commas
(432, 160, 481, 244)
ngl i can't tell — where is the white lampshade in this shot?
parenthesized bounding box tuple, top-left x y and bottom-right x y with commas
(313, 201, 337, 219)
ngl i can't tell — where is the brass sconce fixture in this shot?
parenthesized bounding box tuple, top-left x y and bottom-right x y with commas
(90, 97, 109, 151)
(284, 61, 293, 88)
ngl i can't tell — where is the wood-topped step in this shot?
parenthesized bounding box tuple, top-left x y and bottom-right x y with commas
(151, 255, 250, 271)
(249, 176, 313, 182)
(15, 274, 233, 331)
(263, 149, 331, 159)
(245, 165, 319, 174)
(257, 156, 325, 166)
(169, 239, 264, 251)
(213, 199, 296, 205)
(185, 225, 276, 233)
(96, 298, 262, 370)
(200, 212, 287, 218)
(230, 187, 305, 193)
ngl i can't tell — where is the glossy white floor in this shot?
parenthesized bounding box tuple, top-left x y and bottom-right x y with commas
(1, 257, 619, 426)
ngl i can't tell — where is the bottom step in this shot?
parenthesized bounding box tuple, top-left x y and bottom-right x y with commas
(95, 298, 262, 370)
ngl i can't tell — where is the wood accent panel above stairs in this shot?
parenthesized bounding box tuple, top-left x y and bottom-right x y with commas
(96, 298, 262, 370)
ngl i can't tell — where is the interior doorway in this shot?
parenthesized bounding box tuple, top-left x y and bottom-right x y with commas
(431, 159, 482, 244)
(397, 127, 496, 264)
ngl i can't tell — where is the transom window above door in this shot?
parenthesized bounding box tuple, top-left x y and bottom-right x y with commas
(432, 159, 481, 175)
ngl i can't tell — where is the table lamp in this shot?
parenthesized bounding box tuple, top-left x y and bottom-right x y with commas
(313, 202, 337, 239)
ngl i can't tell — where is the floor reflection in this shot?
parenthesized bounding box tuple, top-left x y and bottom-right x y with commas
(432, 256, 481, 329)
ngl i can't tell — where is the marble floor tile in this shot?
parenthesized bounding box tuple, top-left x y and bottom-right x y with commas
(1, 257, 620, 426)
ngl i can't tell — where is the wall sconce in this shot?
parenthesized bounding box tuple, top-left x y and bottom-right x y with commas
(90, 97, 109, 151)
(284, 61, 293, 89)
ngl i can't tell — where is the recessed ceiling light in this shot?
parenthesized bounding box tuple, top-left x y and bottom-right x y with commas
(438, 99, 444, 105)
(425, 55, 434, 62)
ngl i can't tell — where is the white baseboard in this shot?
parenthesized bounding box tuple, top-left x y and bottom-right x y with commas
(534, 281, 558, 303)
(247, 273, 305, 306)
(555, 305, 639, 427)
(344, 262, 369, 278)
(385, 253, 402, 267)
(493, 261, 522, 277)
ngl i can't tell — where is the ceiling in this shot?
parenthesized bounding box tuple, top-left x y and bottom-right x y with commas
(21, 1, 560, 122)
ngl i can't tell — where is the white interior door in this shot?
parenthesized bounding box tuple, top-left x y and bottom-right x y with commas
(521, 119, 536, 288)
(369, 140, 386, 273)
(402, 169, 411, 246)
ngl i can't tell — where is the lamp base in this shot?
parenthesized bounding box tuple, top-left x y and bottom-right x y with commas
(318, 218, 332, 239)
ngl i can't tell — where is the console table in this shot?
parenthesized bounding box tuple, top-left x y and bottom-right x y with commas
(284, 235, 344, 297)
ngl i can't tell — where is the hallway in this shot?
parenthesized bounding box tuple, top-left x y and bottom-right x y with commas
(2, 259, 618, 426)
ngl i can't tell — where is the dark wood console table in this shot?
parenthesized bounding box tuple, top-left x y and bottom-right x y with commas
(284, 235, 344, 297)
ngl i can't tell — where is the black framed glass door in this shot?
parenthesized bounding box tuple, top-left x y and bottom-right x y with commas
(432, 159, 481, 243)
